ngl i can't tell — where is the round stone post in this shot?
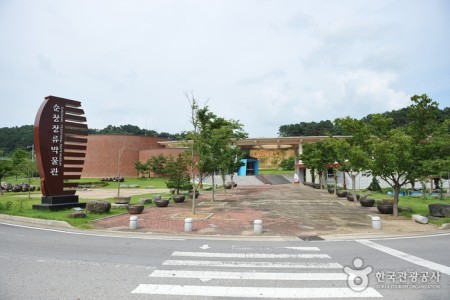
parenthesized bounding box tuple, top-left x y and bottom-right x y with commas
(130, 216, 138, 230)
(185, 218, 193, 232)
(254, 219, 263, 234)
(371, 216, 381, 230)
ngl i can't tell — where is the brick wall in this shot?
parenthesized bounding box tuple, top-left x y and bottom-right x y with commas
(139, 148, 188, 162)
(81, 135, 168, 178)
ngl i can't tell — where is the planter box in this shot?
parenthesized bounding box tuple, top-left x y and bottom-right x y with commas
(114, 196, 130, 204)
(377, 204, 393, 214)
(154, 198, 170, 207)
(138, 198, 152, 205)
(346, 194, 360, 201)
(336, 191, 348, 197)
(189, 191, 200, 199)
(360, 198, 375, 207)
(127, 205, 144, 214)
(173, 195, 185, 203)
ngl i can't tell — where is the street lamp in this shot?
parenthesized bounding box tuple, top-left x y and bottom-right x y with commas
(27, 145, 34, 161)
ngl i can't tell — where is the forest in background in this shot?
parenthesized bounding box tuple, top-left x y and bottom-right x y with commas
(1, 106, 449, 156)
(278, 106, 450, 137)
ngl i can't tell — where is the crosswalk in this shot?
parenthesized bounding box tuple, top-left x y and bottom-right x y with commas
(131, 246, 383, 298)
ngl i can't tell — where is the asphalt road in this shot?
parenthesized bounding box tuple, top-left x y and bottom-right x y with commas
(0, 222, 448, 299)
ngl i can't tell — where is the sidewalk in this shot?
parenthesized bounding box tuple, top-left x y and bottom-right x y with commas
(92, 183, 443, 238)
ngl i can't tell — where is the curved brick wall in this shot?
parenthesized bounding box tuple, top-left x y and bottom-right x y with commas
(139, 148, 188, 162)
(81, 135, 169, 178)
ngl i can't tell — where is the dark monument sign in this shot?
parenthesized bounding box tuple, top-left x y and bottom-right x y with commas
(33, 96, 88, 211)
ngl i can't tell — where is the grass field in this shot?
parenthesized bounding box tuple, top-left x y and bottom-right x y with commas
(0, 190, 175, 228)
(258, 169, 294, 175)
(0, 176, 174, 228)
(361, 191, 450, 225)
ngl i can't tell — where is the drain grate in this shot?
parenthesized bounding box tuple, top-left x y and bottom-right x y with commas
(298, 236, 324, 241)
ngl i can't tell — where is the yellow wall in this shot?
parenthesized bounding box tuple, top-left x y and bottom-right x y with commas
(249, 149, 296, 169)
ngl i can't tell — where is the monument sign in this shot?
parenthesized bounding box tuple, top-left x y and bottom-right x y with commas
(33, 96, 88, 211)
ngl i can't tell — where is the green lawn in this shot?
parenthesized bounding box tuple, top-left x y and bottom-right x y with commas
(87, 177, 169, 189)
(1, 176, 169, 190)
(258, 169, 294, 175)
(0, 176, 174, 229)
(363, 192, 450, 225)
(0, 190, 176, 229)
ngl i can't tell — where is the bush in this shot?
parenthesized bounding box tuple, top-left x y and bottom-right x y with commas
(367, 177, 382, 192)
(279, 157, 295, 170)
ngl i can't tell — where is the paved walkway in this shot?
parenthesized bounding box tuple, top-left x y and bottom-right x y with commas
(92, 183, 441, 238)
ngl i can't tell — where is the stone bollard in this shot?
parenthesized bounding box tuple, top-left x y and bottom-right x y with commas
(185, 218, 193, 232)
(371, 216, 381, 230)
(130, 216, 138, 230)
(254, 219, 263, 234)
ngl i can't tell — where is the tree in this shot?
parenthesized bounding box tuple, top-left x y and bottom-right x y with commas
(411, 119, 450, 198)
(339, 104, 447, 216)
(186, 94, 202, 214)
(135, 160, 150, 178)
(164, 153, 192, 195)
(301, 143, 322, 186)
(11, 149, 29, 180)
(116, 143, 126, 197)
(367, 176, 382, 192)
(369, 126, 415, 216)
(212, 118, 247, 196)
(220, 145, 245, 189)
(407, 94, 439, 141)
(23, 159, 37, 199)
(301, 140, 335, 189)
(148, 154, 167, 177)
(186, 93, 248, 208)
(193, 104, 247, 201)
(335, 117, 372, 200)
(280, 157, 296, 170)
(0, 160, 12, 195)
(338, 142, 371, 201)
(195, 106, 218, 197)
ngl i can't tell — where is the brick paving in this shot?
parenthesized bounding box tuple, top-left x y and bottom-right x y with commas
(91, 184, 439, 237)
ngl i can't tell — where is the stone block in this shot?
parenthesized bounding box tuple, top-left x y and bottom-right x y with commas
(428, 204, 450, 217)
(86, 200, 111, 213)
(68, 211, 87, 218)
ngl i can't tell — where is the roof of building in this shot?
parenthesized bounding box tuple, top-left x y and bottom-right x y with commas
(158, 136, 351, 150)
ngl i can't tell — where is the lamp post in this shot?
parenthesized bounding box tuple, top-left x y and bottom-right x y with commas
(27, 145, 34, 161)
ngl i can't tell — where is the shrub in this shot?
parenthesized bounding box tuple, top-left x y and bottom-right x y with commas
(367, 177, 382, 192)
(279, 157, 295, 170)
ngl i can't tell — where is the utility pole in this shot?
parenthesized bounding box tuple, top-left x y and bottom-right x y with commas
(27, 145, 34, 161)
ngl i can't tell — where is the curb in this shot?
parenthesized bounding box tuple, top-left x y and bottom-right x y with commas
(1, 213, 448, 241)
(0, 214, 73, 228)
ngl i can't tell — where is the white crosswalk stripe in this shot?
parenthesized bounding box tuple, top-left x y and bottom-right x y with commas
(131, 247, 383, 298)
(150, 270, 348, 280)
(163, 259, 342, 268)
(132, 285, 382, 298)
(172, 251, 331, 259)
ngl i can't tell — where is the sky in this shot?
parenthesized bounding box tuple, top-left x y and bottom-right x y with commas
(1, 0, 449, 137)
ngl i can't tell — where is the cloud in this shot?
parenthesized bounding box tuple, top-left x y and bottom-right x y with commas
(0, 0, 448, 138)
